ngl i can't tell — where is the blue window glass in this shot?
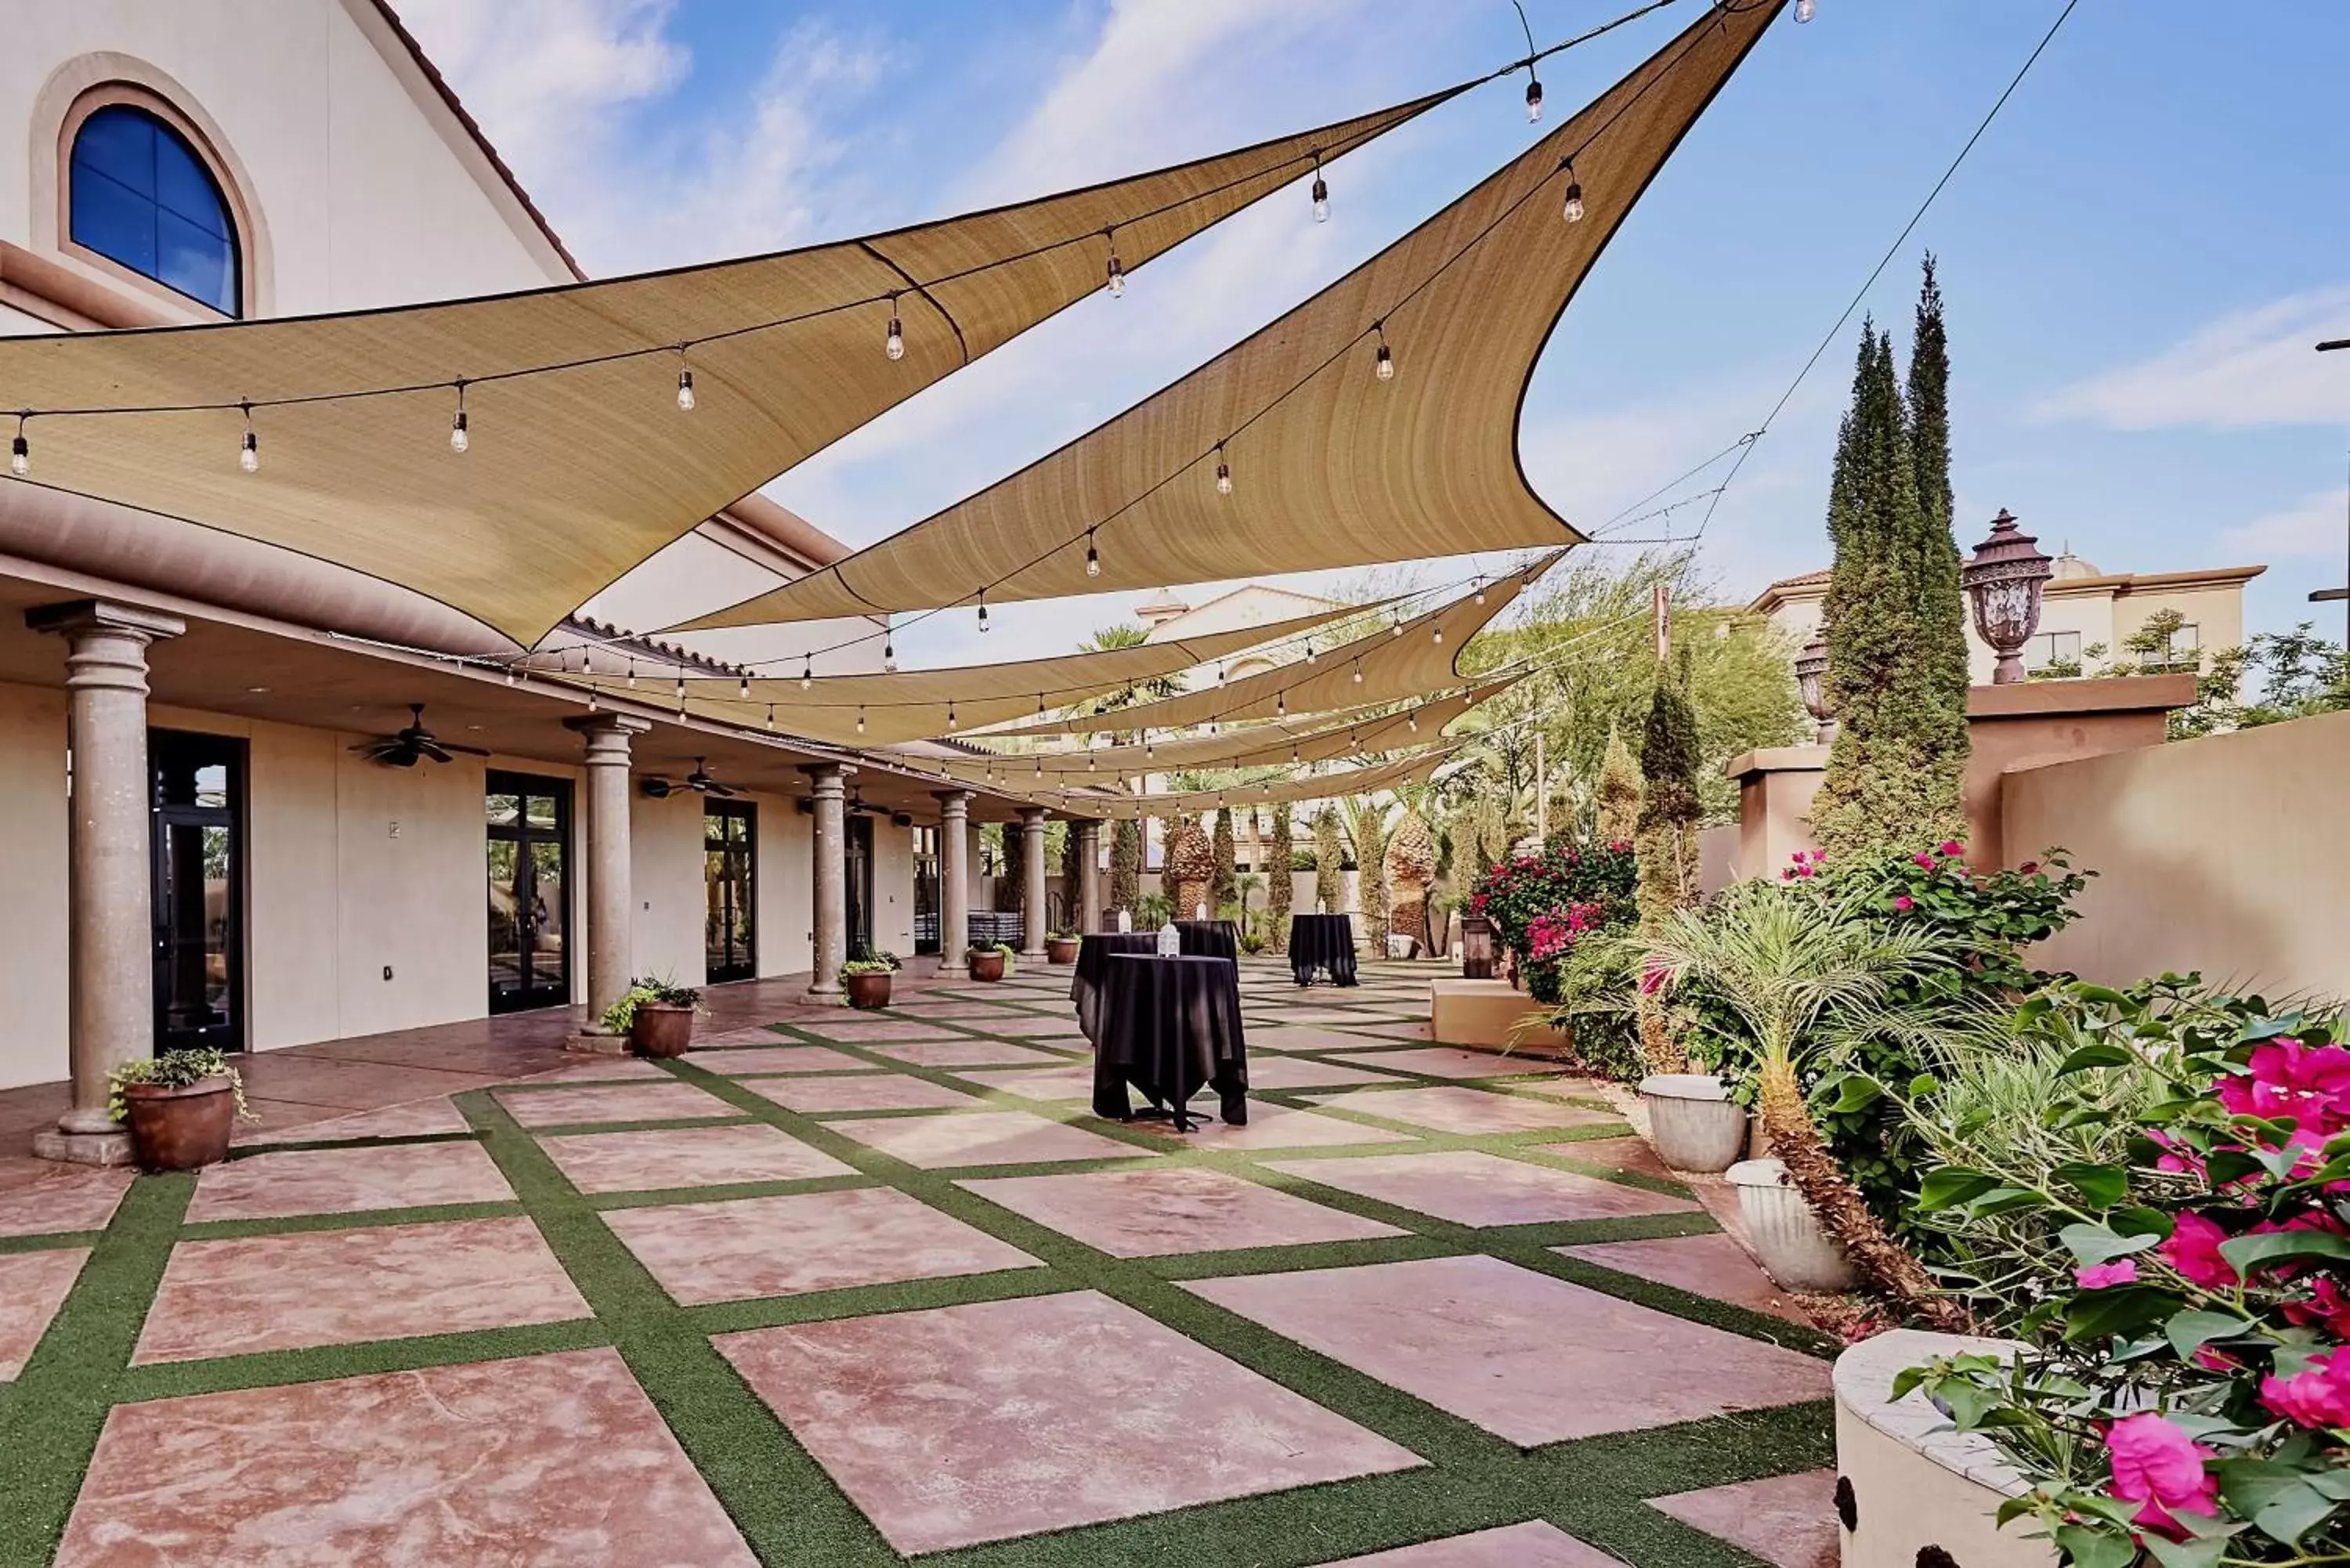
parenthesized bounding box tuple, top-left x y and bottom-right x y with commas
(69, 106, 239, 316)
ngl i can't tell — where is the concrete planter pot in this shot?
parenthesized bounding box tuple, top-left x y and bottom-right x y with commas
(1046, 938, 1080, 966)
(1636, 1072, 1747, 1173)
(1728, 1156, 1857, 1292)
(630, 1003, 696, 1058)
(967, 951, 1007, 983)
(844, 971, 893, 1010)
(122, 1077, 237, 1172)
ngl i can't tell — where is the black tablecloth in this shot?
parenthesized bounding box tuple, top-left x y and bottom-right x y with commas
(1093, 954, 1248, 1130)
(1175, 919, 1239, 962)
(1288, 913, 1358, 987)
(1072, 933, 1161, 1046)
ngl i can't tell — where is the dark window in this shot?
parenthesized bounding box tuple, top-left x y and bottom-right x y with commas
(69, 105, 240, 316)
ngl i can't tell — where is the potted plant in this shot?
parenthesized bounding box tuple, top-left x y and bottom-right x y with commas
(108, 1049, 252, 1172)
(601, 976, 703, 1057)
(967, 942, 1014, 982)
(1045, 930, 1081, 965)
(842, 952, 898, 1010)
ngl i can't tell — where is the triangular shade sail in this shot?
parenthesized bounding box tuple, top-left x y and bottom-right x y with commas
(936, 675, 1520, 780)
(0, 95, 1454, 647)
(568, 602, 1358, 745)
(992, 555, 1552, 738)
(1022, 749, 1459, 821)
(678, 0, 1781, 630)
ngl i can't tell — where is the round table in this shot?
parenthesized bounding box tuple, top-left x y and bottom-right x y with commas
(1091, 952, 1249, 1131)
(1175, 919, 1239, 962)
(1071, 932, 1161, 1046)
(1287, 912, 1358, 987)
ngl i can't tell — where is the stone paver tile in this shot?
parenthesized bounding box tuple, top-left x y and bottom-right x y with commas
(494, 1082, 738, 1128)
(1310, 1086, 1618, 1136)
(237, 1097, 473, 1145)
(1346, 1021, 1439, 1041)
(717, 1290, 1419, 1555)
(1261, 1008, 1394, 1025)
(0, 1167, 132, 1237)
(694, 1045, 875, 1075)
(1649, 1469, 1839, 1568)
(1185, 1255, 1829, 1446)
(741, 1074, 978, 1112)
(1242, 1057, 1412, 1091)
(1253, 1025, 1400, 1053)
(860, 1039, 1068, 1068)
(796, 1019, 969, 1042)
(1548, 1136, 1675, 1180)
(699, 1026, 793, 1045)
(961, 1166, 1402, 1257)
(188, 1141, 514, 1222)
(882, 1003, 1019, 1020)
(952, 1065, 1100, 1102)
(1126, 1104, 1418, 1153)
(0, 1248, 88, 1379)
(1557, 1234, 1810, 1325)
(984, 1017, 1090, 1039)
(508, 1056, 674, 1085)
(1321, 1048, 1572, 1082)
(135, 1216, 590, 1364)
(1322, 1521, 1625, 1566)
(608, 1187, 1039, 1305)
(540, 1122, 852, 1194)
(56, 1347, 754, 1566)
(826, 1110, 1146, 1169)
(1266, 1151, 1695, 1227)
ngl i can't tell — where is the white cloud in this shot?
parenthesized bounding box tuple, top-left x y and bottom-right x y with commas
(2222, 489, 2348, 560)
(2037, 285, 2350, 432)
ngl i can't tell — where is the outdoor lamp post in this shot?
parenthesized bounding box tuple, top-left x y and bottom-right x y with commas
(1961, 508, 2055, 684)
(1794, 636, 1835, 743)
(1459, 914, 1497, 981)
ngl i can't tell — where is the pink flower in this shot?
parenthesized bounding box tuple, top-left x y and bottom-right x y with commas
(1913, 852, 1936, 869)
(1891, 894, 1915, 912)
(2214, 1040, 2350, 1140)
(2074, 1259, 2138, 1289)
(2286, 1277, 2350, 1339)
(1639, 959, 1668, 997)
(1781, 869, 1795, 881)
(2104, 1413, 2218, 1538)
(2019, 861, 2041, 876)
(1937, 840, 1965, 858)
(2264, 1349, 2350, 1429)
(2160, 1212, 2239, 1289)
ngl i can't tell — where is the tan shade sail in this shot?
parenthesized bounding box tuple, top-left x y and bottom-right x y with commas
(995, 555, 1551, 738)
(1021, 749, 1459, 821)
(934, 675, 1520, 779)
(677, 1, 1781, 631)
(0, 95, 1455, 648)
(567, 601, 1358, 745)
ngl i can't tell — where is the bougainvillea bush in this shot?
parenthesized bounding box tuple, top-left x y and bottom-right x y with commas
(1466, 840, 1636, 1006)
(1904, 992, 2350, 1566)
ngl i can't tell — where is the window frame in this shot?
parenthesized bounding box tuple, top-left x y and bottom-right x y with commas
(56, 85, 252, 320)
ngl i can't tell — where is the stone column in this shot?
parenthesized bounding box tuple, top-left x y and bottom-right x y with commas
(804, 764, 851, 1003)
(1018, 806, 1049, 959)
(935, 789, 972, 969)
(564, 714, 651, 1050)
(29, 600, 185, 1165)
(1076, 818, 1104, 934)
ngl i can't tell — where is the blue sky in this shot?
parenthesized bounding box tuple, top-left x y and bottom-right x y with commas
(398, 0, 2350, 667)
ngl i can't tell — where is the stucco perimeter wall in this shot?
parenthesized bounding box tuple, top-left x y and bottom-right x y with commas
(2003, 709, 2350, 1002)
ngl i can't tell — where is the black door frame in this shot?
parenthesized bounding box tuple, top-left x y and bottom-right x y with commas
(704, 797, 756, 983)
(911, 822, 941, 956)
(844, 813, 876, 959)
(149, 728, 246, 1056)
(486, 771, 573, 1014)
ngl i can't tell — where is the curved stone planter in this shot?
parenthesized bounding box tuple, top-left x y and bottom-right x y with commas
(1727, 1157, 1856, 1292)
(1834, 1329, 2058, 1568)
(1637, 1073, 1746, 1172)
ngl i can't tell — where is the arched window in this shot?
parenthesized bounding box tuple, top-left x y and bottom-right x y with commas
(68, 104, 240, 316)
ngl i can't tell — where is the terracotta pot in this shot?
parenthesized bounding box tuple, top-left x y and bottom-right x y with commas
(123, 1076, 237, 1172)
(630, 1002, 695, 1058)
(844, 971, 893, 1010)
(967, 950, 1007, 982)
(1045, 938, 1080, 966)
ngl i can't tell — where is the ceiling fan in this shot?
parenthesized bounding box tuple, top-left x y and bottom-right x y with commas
(642, 759, 744, 799)
(352, 704, 493, 768)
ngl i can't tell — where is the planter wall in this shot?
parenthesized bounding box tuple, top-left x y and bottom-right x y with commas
(1834, 1330, 2056, 1568)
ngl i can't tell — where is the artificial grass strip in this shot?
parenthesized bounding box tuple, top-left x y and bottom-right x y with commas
(175, 1198, 526, 1241)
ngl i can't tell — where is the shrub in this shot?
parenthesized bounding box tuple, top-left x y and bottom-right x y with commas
(1466, 840, 1637, 1003)
(841, 956, 897, 977)
(600, 976, 702, 1034)
(107, 1048, 253, 1123)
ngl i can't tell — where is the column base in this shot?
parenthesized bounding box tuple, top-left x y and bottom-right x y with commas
(565, 1029, 634, 1057)
(33, 1124, 136, 1166)
(803, 985, 844, 1006)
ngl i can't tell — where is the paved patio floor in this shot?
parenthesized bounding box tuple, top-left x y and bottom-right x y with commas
(0, 959, 1839, 1566)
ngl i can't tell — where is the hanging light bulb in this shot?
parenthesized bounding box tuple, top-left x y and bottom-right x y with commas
(1290, 743, 1300, 764)
(675, 348, 696, 412)
(675, 674, 687, 703)
(885, 297, 905, 361)
(1373, 322, 1394, 382)
(1408, 710, 1420, 733)
(1310, 155, 1329, 223)
(1560, 159, 1585, 225)
(1432, 625, 1444, 646)
(765, 703, 776, 731)
(8, 414, 27, 477)
(1209, 720, 1219, 736)
(883, 634, 898, 674)
(977, 598, 990, 634)
(1104, 229, 1126, 298)
(626, 658, 638, 688)
(1795, 0, 1816, 20)
(948, 701, 958, 730)
(801, 655, 814, 692)
(238, 402, 259, 473)
(1213, 442, 1231, 497)
(1037, 693, 1047, 717)
(1217, 664, 1227, 685)
(1034, 757, 1044, 779)
(1086, 751, 1097, 772)
(1524, 77, 1544, 124)
(1391, 616, 1404, 638)
(588, 690, 599, 713)
(1304, 641, 1317, 665)
(1353, 660, 1364, 685)
(1474, 580, 1488, 606)
(448, 382, 471, 453)
(1085, 528, 1101, 578)
(504, 665, 517, 687)
(1276, 692, 1287, 717)
(739, 671, 751, 699)
(856, 705, 866, 735)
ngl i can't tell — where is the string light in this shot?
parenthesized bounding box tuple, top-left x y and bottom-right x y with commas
(675, 674, 687, 703)
(449, 381, 469, 453)
(856, 705, 866, 735)
(8, 414, 25, 476)
(801, 655, 814, 692)
(1217, 664, 1227, 685)
(1213, 441, 1231, 497)
(977, 598, 990, 633)
(504, 665, 517, 686)
(1408, 710, 1420, 732)
(883, 634, 898, 673)
(1432, 624, 1444, 646)
(675, 349, 696, 411)
(1353, 660, 1364, 685)
(1104, 229, 1126, 298)
(765, 703, 776, 731)
(1085, 528, 1100, 578)
(626, 658, 637, 687)
(1390, 616, 1404, 637)
(1086, 751, 1097, 772)
(238, 401, 258, 473)
(1304, 641, 1317, 665)
(1524, 76, 1544, 123)
(1560, 157, 1585, 224)
(1276, 692, 1287, 716)
(1474, 580, 1488, 606)
(588, 690, 598, 712)
(1373, 321, 1394, 381)
(947, 701, 958, 730)
(739, 672, 751, 699)
(885, 297, 905, 361)
(1795, 0, 1816, 19)
(1310, 154, 1329, 223)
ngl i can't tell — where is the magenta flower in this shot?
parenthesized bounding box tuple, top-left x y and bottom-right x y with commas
(2074, 1259, 2138, 1289)
(2214, 1040, 2350, 1139)
(2103, 1413, 2218, 1537)
(2286, 1277, 2350, 1339)
(2160, 1212, 2239, 1289)
(2263, 1349, 2350, 1429)
(1936, 840, 1965, 858)
(1891, 894, 1914, 912)
(1912, 852, 1936, 869)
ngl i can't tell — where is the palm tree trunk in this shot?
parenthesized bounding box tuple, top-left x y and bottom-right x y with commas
(1756, 1058, 1971, 1332)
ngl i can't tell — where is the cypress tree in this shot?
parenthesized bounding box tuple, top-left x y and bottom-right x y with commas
(1209, 807, 1238, 912)
(1906, 256, 1972, 737)
(1635, 652, 1704, 1073)
(1110, 818, 1141, 916)
(1596, 725, 1643, 845)
(1266, 804, 1294, 951)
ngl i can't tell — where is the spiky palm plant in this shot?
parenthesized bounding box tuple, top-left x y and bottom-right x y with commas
(1166, 815, 1213, 919)
(1385, 809, 1436, 950)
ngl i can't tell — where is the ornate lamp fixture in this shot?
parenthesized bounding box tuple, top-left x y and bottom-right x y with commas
(1459, 913, 1498, 981)
(1794, 636, 1835, 743)
(1961, 508, 2054, 684)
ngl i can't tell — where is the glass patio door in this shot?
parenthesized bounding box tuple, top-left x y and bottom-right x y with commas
(705, 799, 756, 983)
(911, 824, 941, 956)
(486, 773, 570, 1013)
(150, 729, 244, 1054)
(844, 813, 875, 959)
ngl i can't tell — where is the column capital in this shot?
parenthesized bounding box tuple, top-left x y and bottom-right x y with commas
(800, 761, 854, 796)
(932, 788, 975, 811)
(1017, 804, 1049, 827)
(562, 713, 653, 739)
(27, 598, 185, 644)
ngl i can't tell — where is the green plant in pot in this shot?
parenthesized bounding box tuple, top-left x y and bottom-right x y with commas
(968, 942, 1014, 982)
(1045, 930, 1082, 965)
(600, 976, 703, 1057)
(109, 1049, 253, 1172)
(841, 951, 898, 1010)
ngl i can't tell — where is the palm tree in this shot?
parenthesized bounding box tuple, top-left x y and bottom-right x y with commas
(1630, 880, 1975, 1330)
(1074, 623, 1184, 715)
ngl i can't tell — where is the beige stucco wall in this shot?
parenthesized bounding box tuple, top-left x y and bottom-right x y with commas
(873, 822, 916, 958)
(2003, 710, 2350, 1001)
(630, 789, 707, 988)
(0, 683, 70, 1089)
(756, 795, 813, 978)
